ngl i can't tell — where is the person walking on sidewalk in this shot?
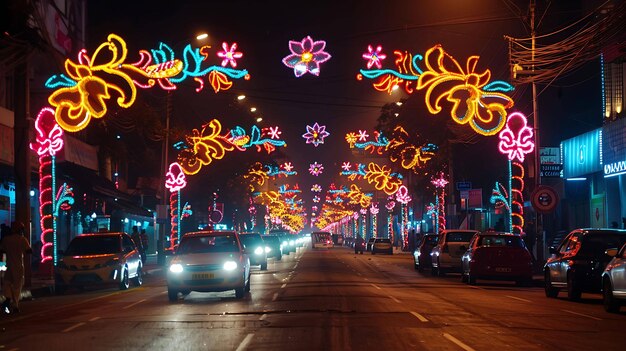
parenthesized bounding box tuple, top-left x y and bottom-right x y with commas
(1, 222, 32, 313)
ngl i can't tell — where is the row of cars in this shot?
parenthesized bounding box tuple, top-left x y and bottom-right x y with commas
(413, 228, 626, 313)
(53, 230, 307, 301)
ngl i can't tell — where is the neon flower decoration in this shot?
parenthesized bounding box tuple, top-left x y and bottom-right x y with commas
(360, 208, 368, 215)
(282, 36, 331, 77)
(341, 162, 352, 171)
(357, 49, 424, 94)
(182, 202, 193, 218)
(362, 45, 387, 69)
(311, 184, 322, 192)
(267, 164, 296, 178)
(340, 163, 366, 181)
(386, 126, 438, 172)
(354, 131, 389, 154)
(357, 130, 369, 142)
(228, 125, 286, 154)
(345, 132, 358, 148)
(364, 163, 402, 195)
(302, 122, 330, 147)
(177, 119, 235, 175)
(217, 42, 243, 68)
(395, 185, 411, 204)
(416, 45, 515, 136)
(309, 162, 324, 176)
(431, 172, 449, 189)
(498, 112, 535, 162)
(347, 184, 372, 208)
(370, 204, 379, 215)
(45, 34, 154, 132)
(386, 200, 396, 211)
(244, 162, 270, 189)
(266, 126, 282, 139)
(313, 196, 321, 203)
(31, 107, 64, 156)
(283, 162, 294, 172)
(165, 162, 187, 193)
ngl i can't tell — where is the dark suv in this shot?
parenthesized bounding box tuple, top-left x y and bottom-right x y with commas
(262, 234, 282, 261)
(239, 233, 268, 270)
(413, 233, 438, 272)
(544, 228, 626, 300)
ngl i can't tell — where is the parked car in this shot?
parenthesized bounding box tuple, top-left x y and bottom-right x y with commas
(366, 237, 376, 252)
(544, 228, 626, 300)
(239, 232, 268, 270)
(261, 235, 282, 261)
(371, 238, 393, 255)
(602, 242, 626, 312)
(167, 230, 250, 301)
(461, 232, 533, 285)
(55, 232, 143, 293)
(413, 233, 438, 272)
(312, 231, 333, 249)
(431, 229, 478, 276)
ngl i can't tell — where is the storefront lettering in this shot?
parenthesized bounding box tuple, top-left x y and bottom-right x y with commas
(604, 160, 626, 177)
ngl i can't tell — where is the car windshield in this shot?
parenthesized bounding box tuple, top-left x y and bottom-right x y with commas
(177, 235, 240, 254)
(65, 235, 120, 255)
(240, 234, 264, 247)
(422, 236, 438, 245)
(262, 235, 280, 244)
(477, 235, 525, 247)
(579, 233, 626, 256)
(446, 231, 476, 242)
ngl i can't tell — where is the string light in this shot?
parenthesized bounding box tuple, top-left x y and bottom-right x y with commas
(282, 36, 331, 77)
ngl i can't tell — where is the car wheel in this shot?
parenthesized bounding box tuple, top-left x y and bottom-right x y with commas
(167, 287, 179, 302)
(119, 269, 130, 290)
(133, 265, 143, 286)
(603, 279, 620, 313)
(566, 272, 582, 300)
(544, 270, 559, 298)
(261, 262, 268, 271)
(235, 286, 245, 299)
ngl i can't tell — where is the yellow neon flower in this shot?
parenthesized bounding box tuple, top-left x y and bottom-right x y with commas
(177, 119, 235, 175)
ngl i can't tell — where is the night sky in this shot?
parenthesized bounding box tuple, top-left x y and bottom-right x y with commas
(85, 0, 603, 221)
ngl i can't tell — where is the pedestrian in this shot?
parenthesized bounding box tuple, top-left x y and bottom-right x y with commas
(131, 226, 145, 262)
(140, 228, 148, 264)
(1, 222, 32, 313)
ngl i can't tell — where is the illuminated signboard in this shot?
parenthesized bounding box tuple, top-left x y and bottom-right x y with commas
(602, 118, 626, 178)
(561, 128, 602, 178)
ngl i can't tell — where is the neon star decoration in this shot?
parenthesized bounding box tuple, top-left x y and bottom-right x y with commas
(498, 112, 535, 162)
(362, 45, 387, 69)
(302, 122, 330, 147)
(309, 162, 324, 176)
(217, 42, 243, 68)
(282, 36, 331, 77)
(417, 45, 515, 136)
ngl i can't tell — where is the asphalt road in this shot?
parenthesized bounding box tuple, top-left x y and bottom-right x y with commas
(1, 244, 624, 351)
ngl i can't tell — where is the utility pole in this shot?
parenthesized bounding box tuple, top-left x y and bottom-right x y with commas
(157, 91, 172, 265)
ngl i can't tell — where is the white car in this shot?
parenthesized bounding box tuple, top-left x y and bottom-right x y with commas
(602, 242, 626, 313)
(431, 229, 478, 276)
(167, 231, 250, 301)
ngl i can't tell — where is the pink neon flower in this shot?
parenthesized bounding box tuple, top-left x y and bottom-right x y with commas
(309, 162, 324, 176)
(302, 122, 330, 147)
(267, 126, 282, 139)
(30, 107, 64, 156)
(282, 162, 294, 172)
(395, 185, 411, 204)
(498, 112, 535, 163)
(342, 162, 351, 171)
(362, 45, 387, 69)
(217, 42, 243, 68)
(282, 36, 332, 77)
(165, 162, 187, 193)
(357, 130, 369, 141)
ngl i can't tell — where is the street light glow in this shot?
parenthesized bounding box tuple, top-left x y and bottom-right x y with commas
(396, 101, 403, 106)
(256, 117, 263, 123)
(250, 107, 257, 112)
(237, 95, 246, 100)
(196, 33, 208, 40)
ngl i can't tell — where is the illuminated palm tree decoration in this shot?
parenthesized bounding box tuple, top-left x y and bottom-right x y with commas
(165, 162, 187, 246)
(431, 172, 449, 234)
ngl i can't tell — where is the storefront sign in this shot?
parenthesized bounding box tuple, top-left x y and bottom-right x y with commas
(540, 164, 563, 177)
(540, 147, 560, 164)
(604, 160, 626, 178)
(561, 129, 602, 178)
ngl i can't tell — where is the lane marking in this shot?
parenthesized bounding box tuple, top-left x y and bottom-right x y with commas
(443, 333, 475, 351)
(389, 295, 401, 303)
(122, 298, 146, 310)
(259, 314, 267, 321)
(410, 311, 429, 322)
(281, 283, 287, 289)
(371, 284, 381, 290)
(88, 317, 101, 322)
(235, 333, 254, 351)
(62, 322, 86, 333)
(505, 295, 532, 303)
(562, 309, 602, 321)
(272, 293, 279, 301)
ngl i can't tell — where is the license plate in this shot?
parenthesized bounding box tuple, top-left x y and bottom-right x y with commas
(192, 273, 214, 280)
(495, 267, 511, 272)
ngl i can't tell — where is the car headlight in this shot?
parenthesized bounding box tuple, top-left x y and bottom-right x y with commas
(289, 240, 295, 246)
(282, 241, 288, 247)
(264, 246, 271, 253)
(254, 247, 264, 255)
(223, 261, 238, 271)
(169, 263, 184, 273)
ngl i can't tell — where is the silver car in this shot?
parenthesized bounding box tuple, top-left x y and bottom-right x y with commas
(167, 231, 251, 301)
(602, 242, 626, 313)
(431, 230, 478, 276)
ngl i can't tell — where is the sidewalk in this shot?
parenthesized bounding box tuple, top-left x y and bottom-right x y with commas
(18, 254, 163, 300)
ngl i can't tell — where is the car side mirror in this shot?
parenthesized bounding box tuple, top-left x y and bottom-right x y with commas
(549, 246, 558, 255)
(605, 248, 619, 257)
